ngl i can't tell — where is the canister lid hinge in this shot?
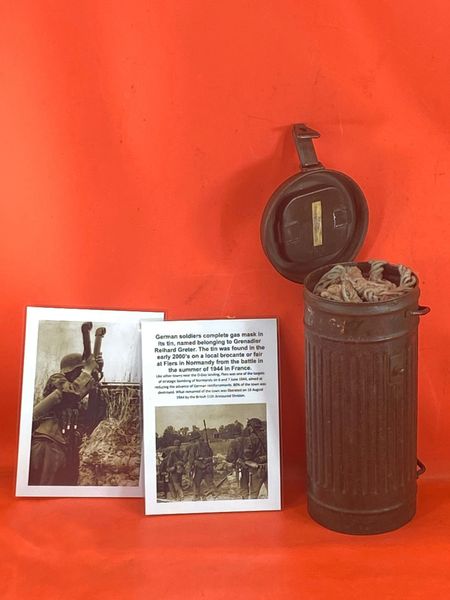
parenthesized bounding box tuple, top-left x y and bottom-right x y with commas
(292, 124, 323, 171)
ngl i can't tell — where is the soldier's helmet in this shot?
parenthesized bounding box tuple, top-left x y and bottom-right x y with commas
(60, 353, 85, 374)
(247, 418, 264, 430)
(190, 431, 201, 440)
(174, 439, 181, 446)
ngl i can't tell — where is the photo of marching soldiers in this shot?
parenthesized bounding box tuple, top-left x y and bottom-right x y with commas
(29, 320, 142, 487)
(155, 403, 268, 502)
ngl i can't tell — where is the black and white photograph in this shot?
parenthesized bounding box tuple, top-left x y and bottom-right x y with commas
(156, 403, 268, 503)
(16, 307, 163, 497)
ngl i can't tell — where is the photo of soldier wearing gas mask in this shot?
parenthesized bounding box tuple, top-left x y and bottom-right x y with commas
(156, 403, 268, 502)
(28, 320, 142, 487)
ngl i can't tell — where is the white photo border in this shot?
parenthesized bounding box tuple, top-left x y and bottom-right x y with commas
(16, 306, 164, 498)
(141, 318, 281, 515)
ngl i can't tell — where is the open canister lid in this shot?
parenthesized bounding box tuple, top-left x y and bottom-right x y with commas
(261, 124, 369, 283)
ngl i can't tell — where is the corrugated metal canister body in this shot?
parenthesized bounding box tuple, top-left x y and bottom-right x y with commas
(304, 262, 428, 534)
(261, 125, 430, 534)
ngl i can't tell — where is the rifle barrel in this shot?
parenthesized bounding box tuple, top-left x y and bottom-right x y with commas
(203, 419, 210, 446)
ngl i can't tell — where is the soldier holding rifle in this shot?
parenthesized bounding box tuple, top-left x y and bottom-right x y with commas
(237, 418, 268, 499)
(166, 439, 185, 501)
(187, 421, 216, 500)
(226, 431, 248, 499)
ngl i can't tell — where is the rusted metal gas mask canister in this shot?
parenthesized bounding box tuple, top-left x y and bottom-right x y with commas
(261, 125, 429, 534)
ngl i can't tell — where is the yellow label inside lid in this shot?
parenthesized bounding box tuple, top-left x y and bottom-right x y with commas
(312, 200, 323, 247)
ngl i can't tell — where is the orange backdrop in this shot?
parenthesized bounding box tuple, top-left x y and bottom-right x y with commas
(1, 2, 449, 598)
